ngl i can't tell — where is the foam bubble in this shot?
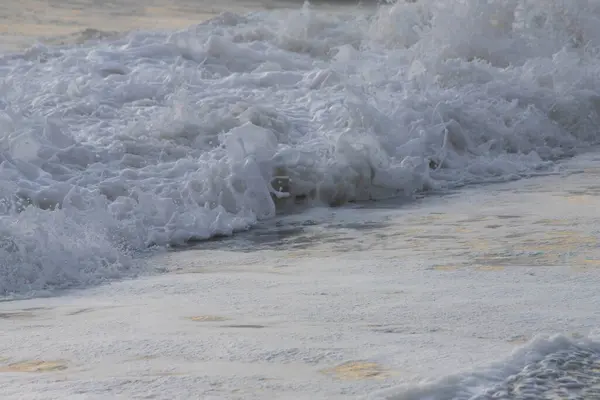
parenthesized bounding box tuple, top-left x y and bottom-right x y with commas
(2, 0, 600, 296)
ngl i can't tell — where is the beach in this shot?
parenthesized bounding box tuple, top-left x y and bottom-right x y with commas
(1, 153, 600, 399)
(2, 0, 600, 398)
(0, 0, 370, 50)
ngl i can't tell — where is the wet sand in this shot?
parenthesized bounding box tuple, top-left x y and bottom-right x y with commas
(1, 0, 232, 49)
(0, 0, 371, 50)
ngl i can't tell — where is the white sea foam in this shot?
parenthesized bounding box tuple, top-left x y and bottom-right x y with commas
(371, 334, 600, 400)
(2, 0, 600, 296)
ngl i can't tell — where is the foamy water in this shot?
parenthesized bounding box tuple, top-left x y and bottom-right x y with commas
(373, 335, 600, 400)
(2, 0, 600, 296)
(2, 156, 600, 399)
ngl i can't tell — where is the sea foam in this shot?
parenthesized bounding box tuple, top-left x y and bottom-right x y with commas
(2, 0, 600, 296)
(371, 334, 600, 400)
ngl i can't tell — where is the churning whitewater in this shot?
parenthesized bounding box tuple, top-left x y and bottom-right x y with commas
(2, 0, 600, 295)
(373, 335, 600, 400)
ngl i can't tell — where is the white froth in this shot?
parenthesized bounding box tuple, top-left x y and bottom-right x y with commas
(371, 334, 600, 400)
(2, 0, 600, 296)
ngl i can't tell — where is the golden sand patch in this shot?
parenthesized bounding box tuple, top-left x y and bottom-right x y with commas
(565, 195, 597, 205)
(287, 250, 313, 258)
(321, 361, 389, 380)
(455, 227, 472, 233)
(404, 226, 427, 234)
(469, 238, 494, 251)
(578, 258, 600, 265)
(0, 360, 67, 373)
(188, 315, 228, 322)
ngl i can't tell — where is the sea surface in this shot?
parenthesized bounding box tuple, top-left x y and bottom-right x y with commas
(2, 0, 600, 399)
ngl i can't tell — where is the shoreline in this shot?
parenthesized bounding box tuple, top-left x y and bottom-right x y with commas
(1, 153, 600, 398)
(0, 0, 375, 51)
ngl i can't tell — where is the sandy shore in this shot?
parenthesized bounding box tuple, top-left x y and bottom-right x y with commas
(0, 0, 369, 50)
(1, 153, 599, 399)
(0, 0, 229, 50)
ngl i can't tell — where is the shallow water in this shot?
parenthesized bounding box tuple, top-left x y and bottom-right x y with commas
(1, 154, 600, 399)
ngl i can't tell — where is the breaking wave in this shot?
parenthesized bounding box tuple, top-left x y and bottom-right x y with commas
(2, 0, 600, 296)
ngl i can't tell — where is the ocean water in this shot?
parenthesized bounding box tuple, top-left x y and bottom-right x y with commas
(372, 334, 600, 400)
(1, 0, 600, 294)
